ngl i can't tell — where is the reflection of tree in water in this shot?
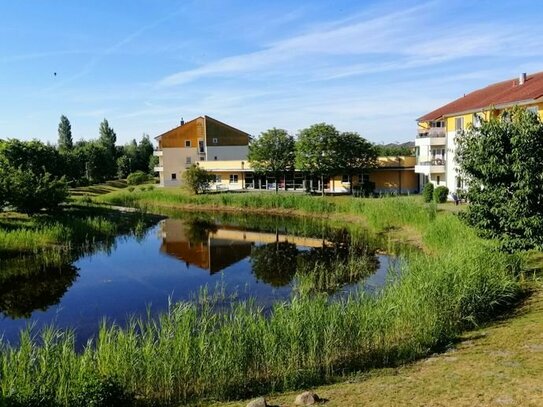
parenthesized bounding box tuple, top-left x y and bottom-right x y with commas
(184, 219, 218, 244)
(250, 241, 299, 287)
(0, 260, 78, 319)
(296, 235, 379, 295)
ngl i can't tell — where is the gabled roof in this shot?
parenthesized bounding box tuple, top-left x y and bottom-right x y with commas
(154, 115, 250, 139)
(418, 71, 543, 122)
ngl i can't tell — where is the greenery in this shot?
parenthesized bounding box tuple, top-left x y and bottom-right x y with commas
(182, 164, 215, 194)
(0, 196, 522, 406)
(248, 128, 295, 193)
(422, 183, 434, 203)
(433, 186, 449, 203)
(456, 107, 543, 251)
(375, 143, 414, 157)
(0, 140, 69, 214)
(57, 115, 73, 153)
(126, 170, 153, 186)
(295, 123, 377, 195)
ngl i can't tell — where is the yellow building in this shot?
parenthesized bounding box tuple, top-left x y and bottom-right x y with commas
(198, 156, 418, 194)
(155, 115, 418, 194)
(416, 71, 543, 192)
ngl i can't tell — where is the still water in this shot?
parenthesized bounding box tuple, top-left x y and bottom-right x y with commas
(0, 213, 396, 346)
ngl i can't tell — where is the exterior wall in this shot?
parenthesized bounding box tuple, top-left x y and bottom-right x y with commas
(158, 117, 205, 149)
(204, 116, 250, 146)
(370, 170, 418, 194)
(159, 147, 199, 187)
(205, 146, 249, 161)
(208, 170, 247, 190)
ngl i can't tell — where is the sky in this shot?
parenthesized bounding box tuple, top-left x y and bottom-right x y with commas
(1, 0, 543, 145)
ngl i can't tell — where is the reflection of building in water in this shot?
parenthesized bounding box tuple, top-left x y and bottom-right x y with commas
(159, 219, 330, 274)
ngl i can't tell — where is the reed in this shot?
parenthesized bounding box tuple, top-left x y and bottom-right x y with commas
(0, 196, 523, 406)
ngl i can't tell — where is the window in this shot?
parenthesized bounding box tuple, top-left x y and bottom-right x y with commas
(171, 173, 177, 180)
(198, 140, 205, 153)
(185, 140, 191, 147)
(214, 156, 218, 160)
(341, 174, 349, 183)
(437, 176, 440, 185)
(456, 176, 463, 189)
(212, 138, 218, 144)
(186, 157, 191, 164)
(455, 117, 464, 131)
(215, 175, 222, 183)
(229, 174, 238, 184)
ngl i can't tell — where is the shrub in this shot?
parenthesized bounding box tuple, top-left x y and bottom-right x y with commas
(146, 185, 155, 191)
(127, 187, 135, 192)
(433, 186, 449, 203)
(4, 169, 68, 214)
(126, 171, 150, 186)
(422, 182, 434, 203)
(182, 165, 214, 194)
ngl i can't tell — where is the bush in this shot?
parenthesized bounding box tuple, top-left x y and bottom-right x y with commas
(127, 186, 135, 192)
(433, 186, 449, 203)
(182, 165, 214, 194)
(4, 169, 68, 214)
(126, 171, 151, 186)
(422, 182, 434, 203)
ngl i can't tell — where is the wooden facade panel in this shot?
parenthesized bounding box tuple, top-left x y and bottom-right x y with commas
(158, 117, 204, 148)
(205, 116, 250, 146)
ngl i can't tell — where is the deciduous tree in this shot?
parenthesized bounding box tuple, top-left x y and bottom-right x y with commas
(248, 128, 295, 193)
(456, 107, 543, 251)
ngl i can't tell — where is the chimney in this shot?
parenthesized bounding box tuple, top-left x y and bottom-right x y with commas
(519, 73, 527, 85)
(180, 117, 185, 126)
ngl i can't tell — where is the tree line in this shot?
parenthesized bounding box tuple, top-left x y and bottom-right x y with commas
(0, 115, 156, 213)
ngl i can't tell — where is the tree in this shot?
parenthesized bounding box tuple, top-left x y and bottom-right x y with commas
(137, 134, 154, 174)
(73, 140, 111, 184)
(98, 119, 117, 179)
(295, 123, 377, 195)
(248, 128, 295, 193)
(57, 115, 73, 152)
(375, 143, 414, 156)
(182, 164, 215, 194)
(250, 241, 299, 286)
(456, 107, 543, 251)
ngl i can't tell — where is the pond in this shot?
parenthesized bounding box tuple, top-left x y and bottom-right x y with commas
(0, 212, 399, 347)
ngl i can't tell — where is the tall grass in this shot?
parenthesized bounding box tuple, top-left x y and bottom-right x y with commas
(0, 197, 523, 406)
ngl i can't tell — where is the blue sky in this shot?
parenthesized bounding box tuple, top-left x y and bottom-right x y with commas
(1, 0, 543, 145)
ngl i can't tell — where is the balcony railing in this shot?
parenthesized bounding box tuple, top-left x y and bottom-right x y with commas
(153, 149, 163, 157)
(417, 128, 446, 138)
(417, 158, 446, 166)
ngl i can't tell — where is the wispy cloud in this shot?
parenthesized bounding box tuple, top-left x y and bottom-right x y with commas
(157, 1, 543, 87)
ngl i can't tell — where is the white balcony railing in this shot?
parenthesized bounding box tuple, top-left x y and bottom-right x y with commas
(154, 166, 163, 172)
(417, 128, 446, 138)
(153, 149, 163, 157)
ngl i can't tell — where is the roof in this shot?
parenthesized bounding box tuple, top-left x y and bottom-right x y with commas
(418, 71, 543, 122)
(154, 115, 250, 139)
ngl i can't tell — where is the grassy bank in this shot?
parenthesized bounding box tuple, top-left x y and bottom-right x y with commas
(0, 195, 523, 406)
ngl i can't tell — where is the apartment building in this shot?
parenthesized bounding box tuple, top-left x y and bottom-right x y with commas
(154, 115, 250, 186)
(415, 71, 543, 192)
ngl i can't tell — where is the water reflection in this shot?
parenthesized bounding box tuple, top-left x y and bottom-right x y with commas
(0, 213, 394, 346)
(0, 260, 78, 318)
(159, 218, 380, 293)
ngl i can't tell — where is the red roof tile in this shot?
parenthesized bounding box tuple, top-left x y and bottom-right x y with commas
(418, 71, 543, 122)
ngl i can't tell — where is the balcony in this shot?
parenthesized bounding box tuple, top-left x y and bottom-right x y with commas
(153, 149, 163, 157)
(154, 166, 163, 172)
(415, 128, 446, 147)
(414, 158, 446, 175)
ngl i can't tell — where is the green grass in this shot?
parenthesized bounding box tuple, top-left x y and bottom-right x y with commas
(0, 196, 524, 406)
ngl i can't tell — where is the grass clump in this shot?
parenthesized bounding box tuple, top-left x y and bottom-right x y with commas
(0, 196, 523, 406)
